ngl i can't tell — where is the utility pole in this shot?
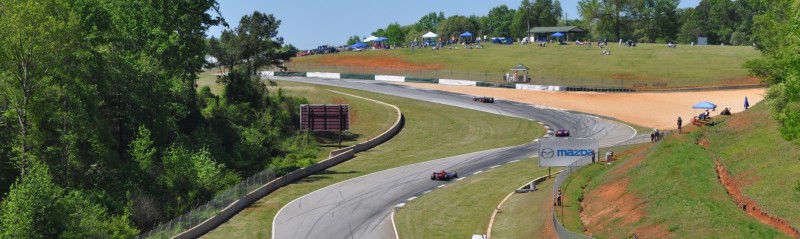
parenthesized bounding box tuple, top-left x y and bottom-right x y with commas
(526, 5, 531, 43)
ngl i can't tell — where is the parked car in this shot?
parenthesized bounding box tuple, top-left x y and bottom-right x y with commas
(317, 45, 338, 54)
(296, 50, 312, 57)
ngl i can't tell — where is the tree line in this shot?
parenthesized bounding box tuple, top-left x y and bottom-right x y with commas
(0, 0, 306, 237)
(348, 0, 770, 47)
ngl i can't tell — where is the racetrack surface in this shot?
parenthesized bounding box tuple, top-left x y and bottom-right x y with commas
(270, 77, 637, 239)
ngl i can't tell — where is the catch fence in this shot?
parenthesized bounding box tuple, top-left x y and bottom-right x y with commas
(138, 169, 277, 239)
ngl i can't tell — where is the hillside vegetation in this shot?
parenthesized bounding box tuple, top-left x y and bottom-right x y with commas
(562, 102, 800, 238)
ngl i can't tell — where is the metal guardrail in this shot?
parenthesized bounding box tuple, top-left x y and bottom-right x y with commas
(551, 131, 670, 239)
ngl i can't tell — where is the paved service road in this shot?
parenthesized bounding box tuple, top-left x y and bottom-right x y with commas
(271, 77, 636, 239)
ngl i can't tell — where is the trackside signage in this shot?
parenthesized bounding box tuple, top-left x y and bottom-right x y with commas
(538, 138, 599, 167)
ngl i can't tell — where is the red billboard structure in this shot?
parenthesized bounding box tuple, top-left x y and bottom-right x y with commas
(300, 104, 350, 146)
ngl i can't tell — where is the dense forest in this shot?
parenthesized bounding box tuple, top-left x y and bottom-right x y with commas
(350, 0, 772, 47)
(0, 0, 307, 237)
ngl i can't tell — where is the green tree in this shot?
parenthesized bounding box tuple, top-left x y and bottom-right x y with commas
(0, 162, 137, 238)
(0, 0, 82, 176)
(384, 23, 407, 46)
(483, 5, 516, 37)
(346, 35, 362, 45)
(511, 0, 533, 39)
(745, 0, 800, 141)
(0, 163, 63, 238)
(415, 12, 446, 32)
(236, 11, 296, 75)
(437, 15, 479, 43)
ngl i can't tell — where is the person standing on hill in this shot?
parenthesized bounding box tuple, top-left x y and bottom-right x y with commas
(677, 116, 683, 133)
(556, 189, 563, 206)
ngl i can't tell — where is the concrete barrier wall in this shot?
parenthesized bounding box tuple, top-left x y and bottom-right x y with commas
(375, 75, 406, 82)
(307, 72, 341, 79)
(173, 91, 403, 239)
(516, 84, 562, 91)
(274, 72, 307, 77)
(439, 79, 477, 86)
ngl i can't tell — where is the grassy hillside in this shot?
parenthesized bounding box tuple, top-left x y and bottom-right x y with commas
(290, 43, 761, 87)
(705, 103, 800, 228)
(203, 80, 544, 238)
(559, 102, 799, 238)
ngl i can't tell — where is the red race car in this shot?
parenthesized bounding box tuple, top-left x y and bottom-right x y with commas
(430, 170, 459, 181)
(555, 128, 570, 137)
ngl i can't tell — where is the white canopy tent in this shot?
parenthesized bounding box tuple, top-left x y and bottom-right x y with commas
(422, 31, 438, 38)
(363, 35, 379, 42)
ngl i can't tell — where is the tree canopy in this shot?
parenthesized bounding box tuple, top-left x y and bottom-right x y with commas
(0, 1, 313, 237)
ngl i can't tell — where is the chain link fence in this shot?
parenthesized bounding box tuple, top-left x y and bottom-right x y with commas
(551, 131, 670, 239)
(138, 169, 277, 239)
(285, 62, 756, 89)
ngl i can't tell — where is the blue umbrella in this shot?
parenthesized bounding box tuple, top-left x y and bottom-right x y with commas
(692, 101, 717, 110)
(551, 32, 565, 37)
(459, 32, 473, 37)
(744, 97, 750, 109)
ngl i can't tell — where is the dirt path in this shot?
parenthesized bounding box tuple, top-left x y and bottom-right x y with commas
(715, 161, 800, 238)
(392, 82, 765, 130)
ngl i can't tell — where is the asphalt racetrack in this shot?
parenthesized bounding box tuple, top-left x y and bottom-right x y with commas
(271, 77, 638, 239)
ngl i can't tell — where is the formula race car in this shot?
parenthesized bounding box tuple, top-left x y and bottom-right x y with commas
(555, 128, 570, 137)
(431, 170, 459, 181)
(473, 96, 494, 103)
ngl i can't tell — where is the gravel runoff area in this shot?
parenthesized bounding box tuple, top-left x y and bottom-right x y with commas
(392, 82, 766, 130)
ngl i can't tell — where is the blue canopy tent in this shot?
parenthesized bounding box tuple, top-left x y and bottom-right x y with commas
(692, 101, 717, 109)
(551, 32, 565, 44)
(373, 37, 389, 48)
(350, 42, 368, 50)
(459, 32, 474, 43)
(693, 101, 717, 122)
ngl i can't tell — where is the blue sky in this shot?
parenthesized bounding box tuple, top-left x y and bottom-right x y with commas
(208, 0, 701, 50)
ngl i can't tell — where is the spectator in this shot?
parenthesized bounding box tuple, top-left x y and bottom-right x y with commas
(556, 189, 563, 206)
(677, 116, 683, 133)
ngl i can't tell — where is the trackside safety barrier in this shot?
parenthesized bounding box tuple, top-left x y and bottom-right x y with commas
(139, 91, 403, 239)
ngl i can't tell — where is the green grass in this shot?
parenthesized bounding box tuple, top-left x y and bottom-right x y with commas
(704, 103, 800, 229)
(273, 81, 397, 158)
(481, 177, 554, 239)
(624, 135, 785, 238)
(202, 80, 543, 239)
(197, 69, 222, 94)
(291, 43, 761, 87)
(394, 158, 550, 239)
(556, 103, 796, 238)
